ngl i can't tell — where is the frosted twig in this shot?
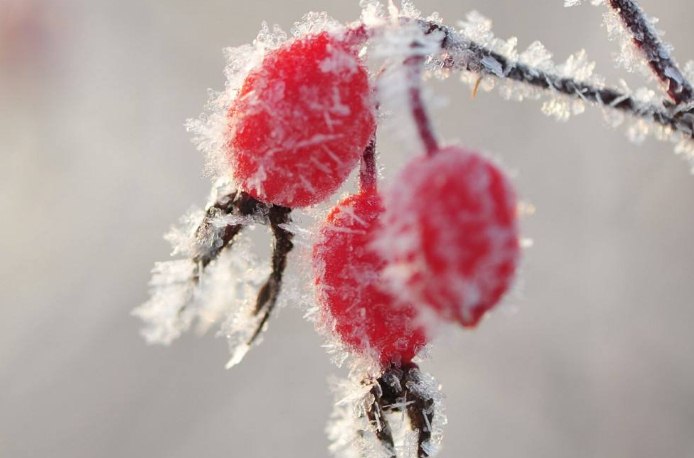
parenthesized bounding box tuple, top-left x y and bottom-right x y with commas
(410, 20, 694, 141)
(606, 0, 693, 105)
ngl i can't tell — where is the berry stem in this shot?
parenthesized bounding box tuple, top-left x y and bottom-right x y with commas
(607, 0, 693, 106)
(406, 54, 440, 156)
(359, 137, 378, 192)
(248, 205, 294, 345)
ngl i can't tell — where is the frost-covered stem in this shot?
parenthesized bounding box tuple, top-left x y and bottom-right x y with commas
(415, 20, 694, 141)
(359, 137, 378, 192)
(248, 205, 293, 345)
(406, 54, 439, 156)
(607, 0, 693, 105)
(366, 363, 435, 458)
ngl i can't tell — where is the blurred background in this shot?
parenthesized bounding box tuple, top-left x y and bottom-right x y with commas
(1, 0, 694, 457)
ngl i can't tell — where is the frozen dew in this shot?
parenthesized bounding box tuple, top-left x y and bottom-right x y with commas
(206, 234, 272, 369)
(519, 41, 553, 71)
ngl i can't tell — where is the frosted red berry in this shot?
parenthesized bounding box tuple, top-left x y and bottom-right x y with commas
(379, 146, 520, 328)
(226, 31, 375, 208)
(312, 190, 427, 367)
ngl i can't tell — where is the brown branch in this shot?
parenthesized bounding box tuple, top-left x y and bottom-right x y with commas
(411, 20, 694, 141)
(607, 0, 693, 105)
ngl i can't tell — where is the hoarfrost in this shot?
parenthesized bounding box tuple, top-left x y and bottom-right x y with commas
(564, 0, 605, 7)
(368, 17, 443, 155)
(602, 9, 654, 78)
(133, 260, 197, 344)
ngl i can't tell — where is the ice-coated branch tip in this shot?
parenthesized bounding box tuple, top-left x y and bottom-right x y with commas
(606, 0, 693, 106)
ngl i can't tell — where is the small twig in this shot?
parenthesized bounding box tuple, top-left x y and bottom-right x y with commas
(607, 0, 693, 105)
(247, 205, 294, 345)
(193, 191, 262, 270)
(406, 52, 439, 156)
(412, 20, 694, 141)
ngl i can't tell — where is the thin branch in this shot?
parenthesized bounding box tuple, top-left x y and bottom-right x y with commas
(412, 20, 694, 141)
(406, 54, 439, 156)
(607, 0, 693, 106)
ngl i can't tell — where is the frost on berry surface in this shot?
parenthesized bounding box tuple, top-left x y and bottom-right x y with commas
(312, 190, 427, 367)
(327, 364, 446, 458)
(377, 147, 520, 328)
(189, 13, 376, 208)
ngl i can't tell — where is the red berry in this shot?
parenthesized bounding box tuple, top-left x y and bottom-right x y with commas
(312, 190, 427, 367)
(227, 31, 375, 208)
(379, 146, 520, 328)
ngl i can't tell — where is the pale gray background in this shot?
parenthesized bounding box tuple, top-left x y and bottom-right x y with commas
(2, 1, 694, 457)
